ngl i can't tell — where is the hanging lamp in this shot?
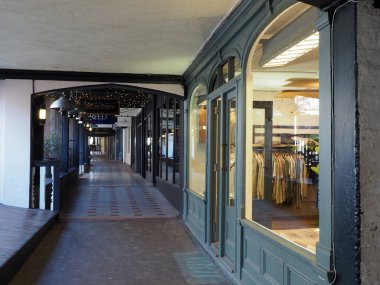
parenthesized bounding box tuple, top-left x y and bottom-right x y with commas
(50, 96, 76, 115)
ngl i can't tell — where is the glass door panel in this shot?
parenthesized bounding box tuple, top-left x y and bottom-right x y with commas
(211, 97, 221, 246)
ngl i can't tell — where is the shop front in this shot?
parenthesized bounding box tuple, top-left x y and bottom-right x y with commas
(131, 93, 184, 212)
(183, 1, 334, 284)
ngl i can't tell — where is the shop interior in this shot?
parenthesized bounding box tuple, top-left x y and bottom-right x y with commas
(246, 3, 320, 253)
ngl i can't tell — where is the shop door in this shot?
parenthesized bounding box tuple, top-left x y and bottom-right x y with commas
(211, 97, 221, 246)
(210, 89, 237, 266)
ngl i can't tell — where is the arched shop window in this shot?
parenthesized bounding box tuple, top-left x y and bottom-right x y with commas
(211, 56, 241, 92)
(188, 85, 207, 195)
(245, 4, 320, 253)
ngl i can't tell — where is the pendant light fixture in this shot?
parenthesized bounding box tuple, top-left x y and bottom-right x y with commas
(50, 96, 76, 115)
(68, 106, 85, 118)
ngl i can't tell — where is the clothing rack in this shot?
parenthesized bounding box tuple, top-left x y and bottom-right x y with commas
(252, 152, 309, 208)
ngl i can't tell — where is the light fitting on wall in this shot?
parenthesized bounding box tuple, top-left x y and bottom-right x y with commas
(50, 96, 76, 115)
(38, 104, 47, 125)
(262, 32, 319, 68)
(259, 8, 319, 68)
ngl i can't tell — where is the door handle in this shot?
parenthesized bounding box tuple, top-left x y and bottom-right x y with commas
(221, 144, 227, 170)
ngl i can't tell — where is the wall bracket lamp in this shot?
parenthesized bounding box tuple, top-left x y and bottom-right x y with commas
(38, 104, 46, 125)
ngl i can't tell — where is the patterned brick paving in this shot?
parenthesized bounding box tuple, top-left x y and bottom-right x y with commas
(61, 184, 179, 221)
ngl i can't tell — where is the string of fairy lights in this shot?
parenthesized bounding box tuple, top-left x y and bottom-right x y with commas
(43, 87, 152, 109)
(39, 86, 152, 134)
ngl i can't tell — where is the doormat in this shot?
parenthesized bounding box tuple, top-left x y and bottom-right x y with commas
(174, 252, 231, 285)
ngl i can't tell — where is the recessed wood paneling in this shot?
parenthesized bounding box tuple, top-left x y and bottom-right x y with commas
(244, 237, 261, 273)
(287, 267, 315, 285)
(263, 250, 284, 285)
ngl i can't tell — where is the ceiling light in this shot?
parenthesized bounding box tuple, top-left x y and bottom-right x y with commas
(68, 106, 85, 118)
(263, 32, 319, 68)
(50, 96, 76, 115)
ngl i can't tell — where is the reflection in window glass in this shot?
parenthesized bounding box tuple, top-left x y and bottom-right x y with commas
(245, 4, 320, 253)
(69, 118, 74, 168)
(188, 85, 207, 195)
(167, 99, 175, 184)
(222, 61, 229, 83)
(227, 98, 236, 207)
(174, 100, 181, 186)
(211, 57, 241, 92)
(161, 103, 167, 180)
(146, 114, 152, 173)
(234, 57, 242, 77)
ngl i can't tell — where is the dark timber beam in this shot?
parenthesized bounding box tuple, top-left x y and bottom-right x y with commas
(0, 69, 184, 85)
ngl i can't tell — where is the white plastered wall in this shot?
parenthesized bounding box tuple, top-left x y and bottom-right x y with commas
(123, 124, 132, 165)
(0, 80, 33, 207)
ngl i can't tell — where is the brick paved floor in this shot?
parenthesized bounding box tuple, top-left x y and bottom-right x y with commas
(9, 156, 231, 285)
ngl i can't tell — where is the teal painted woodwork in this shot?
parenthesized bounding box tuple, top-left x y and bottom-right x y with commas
(183, 0, 333, 284)
(185, 190, 206, 242)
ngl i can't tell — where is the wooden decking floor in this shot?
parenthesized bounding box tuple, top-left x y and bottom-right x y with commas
(0, 205, 57, 284)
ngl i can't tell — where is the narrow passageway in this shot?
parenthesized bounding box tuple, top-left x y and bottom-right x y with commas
(10, 157, 231, 285)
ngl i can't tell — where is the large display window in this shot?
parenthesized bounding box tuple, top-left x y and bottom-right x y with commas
(245, 4, 320, 253)
(156, 97, 182, 185)
(188, 85, 207, 195)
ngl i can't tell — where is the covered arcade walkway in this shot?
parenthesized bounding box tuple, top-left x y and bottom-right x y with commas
(7, 156, 230, 285)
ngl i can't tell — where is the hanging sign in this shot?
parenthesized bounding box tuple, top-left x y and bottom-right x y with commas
(88, 129, 116, 137)
(88, 114, 117, 125)
(81, 99, 120, 115)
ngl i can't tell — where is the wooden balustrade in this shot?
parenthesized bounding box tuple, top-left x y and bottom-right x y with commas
(31, 160, 60, 211)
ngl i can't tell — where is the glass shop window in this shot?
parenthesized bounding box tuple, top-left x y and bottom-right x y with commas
(161, 103, 167, 180)
(188, 85, 207, 195)
(211, 56, 241, 92)
(245, 4, 320, 253)
(69, 118, 74, 168)
(145, 114, 153, 173)
(167, 99, 175, 184)
(174, 100, 181, 186)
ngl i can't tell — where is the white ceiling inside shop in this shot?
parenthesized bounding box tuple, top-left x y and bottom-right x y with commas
(0, 0, 240, 75)
(251, 4, 319, 92)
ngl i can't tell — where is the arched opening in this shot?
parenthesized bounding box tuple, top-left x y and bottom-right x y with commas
(30, 83, 183, 210)
(245, 3, 320, 253)
(188, 84, 207, 195)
